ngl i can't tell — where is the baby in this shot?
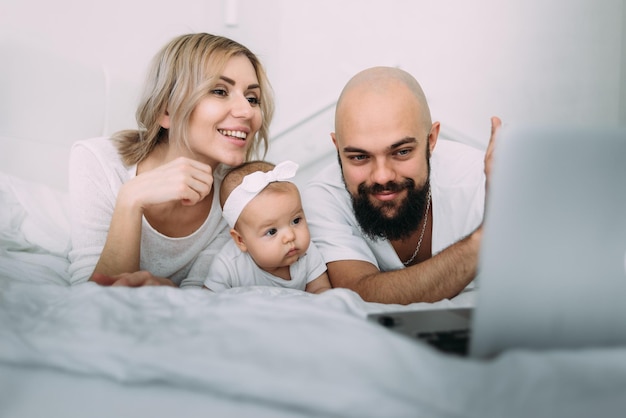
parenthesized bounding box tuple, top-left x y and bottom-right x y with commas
(204, 160, 332, 294)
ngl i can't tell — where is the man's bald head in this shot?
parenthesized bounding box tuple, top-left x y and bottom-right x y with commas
(335, 67, 432, 134)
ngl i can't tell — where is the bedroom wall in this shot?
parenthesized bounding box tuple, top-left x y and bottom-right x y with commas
(0, 0, 623, 189)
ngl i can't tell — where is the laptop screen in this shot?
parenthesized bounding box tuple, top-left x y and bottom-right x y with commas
(469, 124, 626, 358)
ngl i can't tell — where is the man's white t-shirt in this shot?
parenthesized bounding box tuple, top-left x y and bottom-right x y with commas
(302, 139, 486, 271)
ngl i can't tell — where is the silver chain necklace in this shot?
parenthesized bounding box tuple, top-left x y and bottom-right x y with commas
(403, 188, 431, 266)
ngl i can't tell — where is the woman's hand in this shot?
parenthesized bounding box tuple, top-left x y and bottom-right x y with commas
(120, 157, 215, 211)
(91, 271, 177, 287)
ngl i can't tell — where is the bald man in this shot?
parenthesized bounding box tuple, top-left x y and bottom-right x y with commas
(302, 67, 500, 304)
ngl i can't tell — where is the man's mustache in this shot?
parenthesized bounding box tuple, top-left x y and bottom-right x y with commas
(358, 178, 416, 195)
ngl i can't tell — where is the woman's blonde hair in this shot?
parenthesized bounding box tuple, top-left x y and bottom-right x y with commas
(114, 33, 274, 165)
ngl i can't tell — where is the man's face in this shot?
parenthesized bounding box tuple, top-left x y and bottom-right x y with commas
(332, 82, 436, 240)
(338, 144, 431, 241)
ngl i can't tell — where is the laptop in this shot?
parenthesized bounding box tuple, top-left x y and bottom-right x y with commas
(368, 124, 626, 358)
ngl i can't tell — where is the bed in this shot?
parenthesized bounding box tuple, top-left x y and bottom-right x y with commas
(2, 171, 626, 418)
(2, 42, 626, 418)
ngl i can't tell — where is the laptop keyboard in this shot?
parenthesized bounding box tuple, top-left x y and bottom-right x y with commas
(416, 330, 470, 356)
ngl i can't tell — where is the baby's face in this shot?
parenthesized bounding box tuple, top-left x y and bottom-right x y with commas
(236, 183, 310, 272)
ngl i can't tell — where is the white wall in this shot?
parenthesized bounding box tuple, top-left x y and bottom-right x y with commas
(1, 0, 623, 188)
(261, 0, 623, 144)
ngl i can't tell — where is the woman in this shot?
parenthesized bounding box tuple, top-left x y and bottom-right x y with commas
(68, 33, 274, 287)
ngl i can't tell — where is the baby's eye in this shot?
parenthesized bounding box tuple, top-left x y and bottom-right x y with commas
(265, 228, 277, 237)
(292, 217, 302, 226)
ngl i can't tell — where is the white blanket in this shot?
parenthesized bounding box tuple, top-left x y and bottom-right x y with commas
(1, 172, 626, 418)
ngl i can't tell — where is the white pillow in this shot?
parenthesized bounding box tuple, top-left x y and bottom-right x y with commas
(0, 172, 70, 257)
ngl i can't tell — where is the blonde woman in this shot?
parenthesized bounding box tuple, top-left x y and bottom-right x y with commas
(68, 33, 274, 287)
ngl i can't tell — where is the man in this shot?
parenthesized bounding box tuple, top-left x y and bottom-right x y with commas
(302, 66, 500, 304)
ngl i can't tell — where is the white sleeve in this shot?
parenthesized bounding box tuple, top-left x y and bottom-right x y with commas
(67, 139, 123, 285)
(202, 249, 234, 292)
(302, 242, 328, 284)
(181, 230, 231, 288)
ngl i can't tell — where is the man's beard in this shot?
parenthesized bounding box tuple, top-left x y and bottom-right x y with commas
(340, 151, 431, 242)
(351, 177, 430, 241)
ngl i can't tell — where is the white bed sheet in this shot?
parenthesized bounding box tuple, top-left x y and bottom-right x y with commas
(1, 171, 626, 418)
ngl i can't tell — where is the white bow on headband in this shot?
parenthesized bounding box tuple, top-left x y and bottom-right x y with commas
(222, 160, 299, 228)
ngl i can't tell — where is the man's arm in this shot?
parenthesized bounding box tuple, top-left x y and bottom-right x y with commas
(327, 228, 481, 304)
(305, 271, 333, 294)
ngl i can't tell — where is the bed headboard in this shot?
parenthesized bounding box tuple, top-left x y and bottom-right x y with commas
(0, 39, 109, 191)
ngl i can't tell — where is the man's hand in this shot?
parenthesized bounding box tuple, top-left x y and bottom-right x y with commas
(484, 116, 502, 191)
(91, 271, 176, 287)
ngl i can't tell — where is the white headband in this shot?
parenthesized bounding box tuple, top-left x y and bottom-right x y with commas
(222, 160, 299, 228)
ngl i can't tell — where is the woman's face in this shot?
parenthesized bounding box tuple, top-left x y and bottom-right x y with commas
(186, 54, 263, 167)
